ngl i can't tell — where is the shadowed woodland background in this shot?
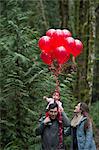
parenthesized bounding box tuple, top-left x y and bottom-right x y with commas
(0, 0, 99, 149)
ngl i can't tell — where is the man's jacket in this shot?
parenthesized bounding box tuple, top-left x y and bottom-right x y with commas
(35, 112, 70, 150)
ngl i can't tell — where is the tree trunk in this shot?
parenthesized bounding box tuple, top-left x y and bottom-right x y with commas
(92, 5, 99, 102)
(39, 0, 49, 30)
(59, 0, 69, 28)
(68, 0, 75, 34)
(87, 0, 96, 105)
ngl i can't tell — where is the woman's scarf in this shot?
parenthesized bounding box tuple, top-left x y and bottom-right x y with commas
(71, 113, 83, 127)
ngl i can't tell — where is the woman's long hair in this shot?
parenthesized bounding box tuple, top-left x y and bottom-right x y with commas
(80, 102, 91, 130)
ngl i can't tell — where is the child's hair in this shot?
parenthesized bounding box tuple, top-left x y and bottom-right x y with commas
(80, 102, 91, 130)
(53, 90, 60, 95)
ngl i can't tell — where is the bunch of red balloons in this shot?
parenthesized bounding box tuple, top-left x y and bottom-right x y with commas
(38, 29, 83, 65)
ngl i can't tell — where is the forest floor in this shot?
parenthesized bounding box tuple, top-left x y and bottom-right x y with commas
(95, 127, 99, 150)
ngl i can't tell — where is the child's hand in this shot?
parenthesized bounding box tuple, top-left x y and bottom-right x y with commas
(43, 96, 47, 100)
(58, 105, 64, 112)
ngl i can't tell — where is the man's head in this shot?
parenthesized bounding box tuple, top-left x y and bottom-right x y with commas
(48, 102, 58, 120)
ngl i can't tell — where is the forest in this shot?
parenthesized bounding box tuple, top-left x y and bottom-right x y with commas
(0, 0, 99, 150)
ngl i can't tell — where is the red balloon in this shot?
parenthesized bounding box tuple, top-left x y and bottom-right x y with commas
(62, 29, 72, 38)
(53, 29, 64, 39)
(63, 37, 75, 54)
(54, 46, 70, 64)
(40, 52, 52, 65)
(72, 39, 83, 57)
(38, 36, 52, 53)
(46, 29, 56, 37)
(51, 29, 64, 49)
(75, 39, 83, 51)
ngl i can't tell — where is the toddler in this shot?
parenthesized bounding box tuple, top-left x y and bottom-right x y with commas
(43, 91, 63, 115)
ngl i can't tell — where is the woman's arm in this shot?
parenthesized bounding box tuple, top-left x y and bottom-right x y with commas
(62, 111, 70, 127)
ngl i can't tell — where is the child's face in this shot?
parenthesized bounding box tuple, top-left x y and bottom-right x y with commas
(53, 92, 60, 100)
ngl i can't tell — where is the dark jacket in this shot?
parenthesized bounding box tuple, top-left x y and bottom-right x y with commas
(35, 112, 70, 150)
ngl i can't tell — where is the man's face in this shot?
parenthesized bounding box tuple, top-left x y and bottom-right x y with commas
(49, 107, 58, 120)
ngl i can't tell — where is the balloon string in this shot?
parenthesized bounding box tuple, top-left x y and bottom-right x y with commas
(72, 56, 76, 64)
(49, 63, 62, 95)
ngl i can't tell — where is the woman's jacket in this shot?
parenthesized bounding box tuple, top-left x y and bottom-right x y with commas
(65, 116, 96, 150)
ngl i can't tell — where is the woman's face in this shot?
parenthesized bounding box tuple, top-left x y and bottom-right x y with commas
(74, 103, 81, 113)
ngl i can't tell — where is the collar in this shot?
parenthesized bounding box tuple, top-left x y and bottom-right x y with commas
(71, 113, 84, 127)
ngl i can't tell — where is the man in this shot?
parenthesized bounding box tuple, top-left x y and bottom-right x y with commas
(35, 102, 70, 150)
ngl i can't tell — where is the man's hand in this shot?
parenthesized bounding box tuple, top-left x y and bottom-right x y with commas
(43, 117, 51, 125)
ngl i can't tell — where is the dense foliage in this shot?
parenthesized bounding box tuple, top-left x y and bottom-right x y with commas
(0, 0, 99, 149)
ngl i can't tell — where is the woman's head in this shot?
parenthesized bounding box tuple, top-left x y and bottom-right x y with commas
(74, 102, 91, 129)
(80, 102, 89, 116)
(74, 102, 89, 116)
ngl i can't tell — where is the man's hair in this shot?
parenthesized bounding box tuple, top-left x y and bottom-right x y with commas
(48, 102, 58, 110)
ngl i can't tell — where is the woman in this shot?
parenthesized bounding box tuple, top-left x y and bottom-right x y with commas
(65, 102, 96, 150)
